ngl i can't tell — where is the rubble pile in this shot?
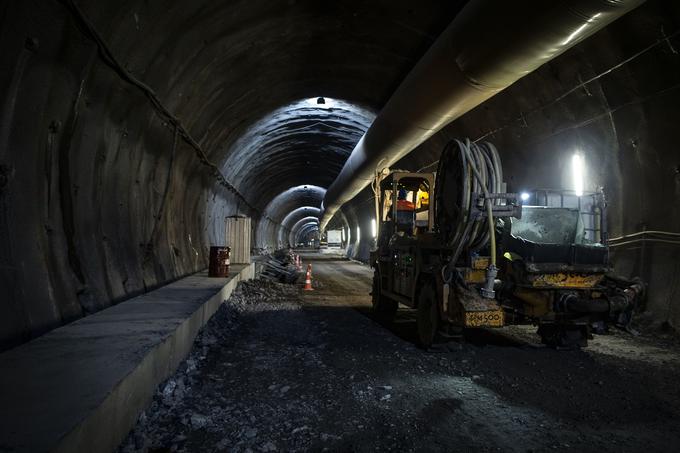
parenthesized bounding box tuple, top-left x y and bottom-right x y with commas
(118, 279, 300, 453)
(229, 278, 300, 309)
(260, 249, 300, 284)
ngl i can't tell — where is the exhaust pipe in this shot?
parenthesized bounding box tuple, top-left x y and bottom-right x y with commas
(319, 0, 644, 230)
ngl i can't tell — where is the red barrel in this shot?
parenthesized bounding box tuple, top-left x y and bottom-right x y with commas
(208, 246, 230, 277)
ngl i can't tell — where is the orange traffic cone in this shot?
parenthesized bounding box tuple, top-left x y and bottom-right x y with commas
(296, 254, 302, 271)
(303, 264, 314, 291)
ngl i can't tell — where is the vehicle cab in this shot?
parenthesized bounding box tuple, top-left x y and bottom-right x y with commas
(376, 171, 435, 246)
(373, 171, 435, 305)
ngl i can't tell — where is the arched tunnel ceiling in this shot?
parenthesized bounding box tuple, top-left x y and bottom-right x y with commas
(292, 219, 319, 233)
(262, 185, 326, 223)
(295, 223, 320, 244)
(222, 98, 375, 211)
(288, 216, 320, 247)
(86, 0, 464, 221)
(281, 208, 321, 230)
(279, 208, 321, 246)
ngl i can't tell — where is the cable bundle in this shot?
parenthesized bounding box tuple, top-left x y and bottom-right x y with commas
(435, 139, 503, 262)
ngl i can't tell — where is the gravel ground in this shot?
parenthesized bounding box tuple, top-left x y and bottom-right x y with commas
(119, 257, 680, 453)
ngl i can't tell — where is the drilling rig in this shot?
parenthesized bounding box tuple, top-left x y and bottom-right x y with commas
(370, 139, 644, 348)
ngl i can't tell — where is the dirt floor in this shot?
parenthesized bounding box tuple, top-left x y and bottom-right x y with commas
(119, 252, 680, 453)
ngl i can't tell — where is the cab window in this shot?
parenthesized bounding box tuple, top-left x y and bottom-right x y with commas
(394, 178, 430, 235)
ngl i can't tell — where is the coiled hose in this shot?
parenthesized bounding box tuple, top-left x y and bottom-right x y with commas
(435, 139, 503, 270)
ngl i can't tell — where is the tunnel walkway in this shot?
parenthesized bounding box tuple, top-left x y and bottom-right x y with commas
(120, 252, 680, 452)
(0, 265, 254, 453)
(297, 250, 374, 307)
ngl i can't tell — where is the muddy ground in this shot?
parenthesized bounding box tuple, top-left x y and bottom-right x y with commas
(119, 255, 680, 453)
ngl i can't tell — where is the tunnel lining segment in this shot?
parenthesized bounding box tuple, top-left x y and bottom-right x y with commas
(0, 264, 254, 453)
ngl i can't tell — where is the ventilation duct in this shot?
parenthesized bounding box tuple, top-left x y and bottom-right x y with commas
(319, 0, 645, 229)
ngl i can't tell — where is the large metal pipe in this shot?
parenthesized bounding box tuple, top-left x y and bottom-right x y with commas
(320, 0, 644, 229)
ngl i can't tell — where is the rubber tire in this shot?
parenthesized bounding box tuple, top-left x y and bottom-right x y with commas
(417, 283, 439, 349)
(372, 272, 397, 321)
(538, 324, 588, 349)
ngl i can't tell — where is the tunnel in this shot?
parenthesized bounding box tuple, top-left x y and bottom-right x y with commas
(1, 0, 680, 451)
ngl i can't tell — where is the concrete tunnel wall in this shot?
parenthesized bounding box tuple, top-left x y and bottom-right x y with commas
(255, 185, 325, 250)
(1, 0, 679, 351)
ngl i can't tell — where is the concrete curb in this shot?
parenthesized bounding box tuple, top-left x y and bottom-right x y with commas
(0, 264, 254, 453)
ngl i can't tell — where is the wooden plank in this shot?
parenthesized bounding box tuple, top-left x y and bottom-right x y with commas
(225, 216, 251, 264)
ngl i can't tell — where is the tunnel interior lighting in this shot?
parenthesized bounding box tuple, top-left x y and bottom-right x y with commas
(562, 13, 601, 45)
(356, 226, 361, 243)
(520, 192, 530, 202)
(572, 153, 584, 196)
(305, 97, 335, 109)
(371, 219, 377, 238)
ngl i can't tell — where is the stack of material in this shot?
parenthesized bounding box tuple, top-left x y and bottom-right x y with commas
(260, 249, 299, 284)
(225, 216, 251, 264)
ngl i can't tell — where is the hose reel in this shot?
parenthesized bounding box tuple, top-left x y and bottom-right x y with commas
(435, 139, 507, 250)
(435, 139, 521, 297)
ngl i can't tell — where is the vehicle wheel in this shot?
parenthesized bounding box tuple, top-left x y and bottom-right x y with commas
(537, 324, 587, 349)
(372, 272, 397, 321)
(417, 283, 439, 348)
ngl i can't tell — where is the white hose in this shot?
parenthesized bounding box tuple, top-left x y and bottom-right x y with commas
(435, 139, 504, 298)
(436, 139, 503, 263)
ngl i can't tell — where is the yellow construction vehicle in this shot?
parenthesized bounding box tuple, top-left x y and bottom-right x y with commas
(370, 139, 644, 348)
